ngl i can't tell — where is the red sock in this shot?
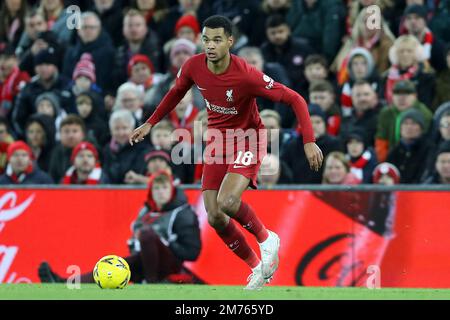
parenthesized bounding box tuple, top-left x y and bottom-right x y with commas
(216, 220, 260, 269)
(234, 202, 269, 243)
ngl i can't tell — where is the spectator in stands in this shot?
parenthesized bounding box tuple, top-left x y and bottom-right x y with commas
(372, 162, 401, 185)
(430, 0, 450, 44)
(34, 92, 66, 139)
(376, 80, 432, 162)
(345, 129, 378, 184)
(0, 0, 28, 48)
(339, 47, 380, 118)
(169, 88, 199, 136)
(127, 53, 163, 94)
(132, 0, 170, 39)
(48, 115, 86, 183)
(403, 4, 446, 71)
(39, 170, 201, 284)
(103, 109, 148, 184)
(12, 47, 72, 138)
(37, 0, 73, 45)
(62, 12, 115, 94)
(322, 151, 361, 185)
(113, 9, 162, 92)
(302, 54, 334, 99)
(340, 80, 381, 147)
(260, 109, 287, 154)
(70, 53, 102, 97)
(386, 109, 434, 183)
(0, 140, 53, 184)
(286, 0, 345, 62)
(238, 46, 292, 127)
(124, 149, 178, 185)
(144, 38, 203, 113)
(163, 14, 201, 55)
(309, 80, 341, 136)
(423, 141, 450, 184)
(15, 9, 48, 61)
(24, 114, 54, 173)
(150, 119, 174, 152)
(91, 0, 124, 46)
(257, 153, 293, 187)
(0, 117, 14, 174)
(0, 46, 30, 118)
(113, 82, 146, 125)
(433, 46, 450, 110)
(282, 104, 341, 183)
(76, 92, 109, 147)
(333, 7, 395, 84)
(261, 14, 315, 95)
(18, 29, 64, 77)
(381, 35, 435, 107)
(62, 141, 109, 185)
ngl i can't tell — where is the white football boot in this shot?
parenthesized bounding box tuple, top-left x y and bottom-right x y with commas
(244, 262, 267, 290)
(259, 230, 280, 280)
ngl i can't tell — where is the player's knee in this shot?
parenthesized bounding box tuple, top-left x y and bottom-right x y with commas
(206, 211, 228, 230)
(217, 194, 240, 216)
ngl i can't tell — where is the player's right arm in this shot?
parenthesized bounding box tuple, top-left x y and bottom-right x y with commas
(129, 59, 194, 145)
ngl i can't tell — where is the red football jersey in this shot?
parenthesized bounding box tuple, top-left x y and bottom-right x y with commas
(147, 53, 315, 144)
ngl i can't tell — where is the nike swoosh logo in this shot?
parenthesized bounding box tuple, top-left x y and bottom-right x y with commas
(233, 165, 246, 169)
(197, 85, 206, 91)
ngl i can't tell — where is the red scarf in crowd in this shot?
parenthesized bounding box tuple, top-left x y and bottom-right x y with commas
(5, 163, 33, 183)
(340, 82, 353, 117)
(349, 150, 372, 181)
(0, 67, 29, 116)
(385, 64, 418, 105)
(62, 165, 102, 185)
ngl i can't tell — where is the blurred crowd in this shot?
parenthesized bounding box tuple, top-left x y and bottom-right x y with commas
(1, 0, 450, 187)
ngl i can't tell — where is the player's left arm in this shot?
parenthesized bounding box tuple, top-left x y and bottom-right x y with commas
(247, 68, 324, 171)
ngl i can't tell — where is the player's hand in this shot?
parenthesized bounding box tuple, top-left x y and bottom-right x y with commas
(304, 142, 323, 172)
(129, 123, 152, 145)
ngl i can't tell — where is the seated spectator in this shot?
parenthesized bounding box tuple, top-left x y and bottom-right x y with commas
(103, 109, 148, 184)
(127, 53, 163, 93)
(112, 9, 162, 92)
(372, 162, 401, 185)
(339, 47, 380, 117)
(402, 4, 446, 71)
(423, 141, 450, 184)
(113, 82, 146, 125)
(76, 92, 109, 147)
(91, 0, 124, 47)
(376, 80, 432, 162)
(238, 46, 292, 125)
(25, 114, 55, 173)
(37, 0, 73, 45)
(70, 53, 102, 98)
(150, 119, 175, 152)
(261, 14, 315, 95)
(124, 149, 179, 185)
(0, 46, 30, 118)
(0, 117, 14, 174)
(333, 7, 395, 84)
(432, 46, 450, 110)
(62, 141, 109, 184)
(381, 35, 435, 107)
(0, 0, 27, 48)
(62, 11, 115, 94)
(48, 115, 86, 183)
(282, 104, 341, 184)
(163, 14, 201, 56)
(286, 0, 345, 62)
(340, 80, 381, 147)
(0, 140, 53, 184)
(345, 129, 378, 184)
(169, 88, 199, 137)
(144, 38, 203, 114)
(18, 30, 64, 78)
(322, 151, 361, 185)
(302, 54, 335, 99)
(258, 153, 293, 187)
(386, 109, 434, 183)
(309, 80, 341, 136)
(132, 0, 170, 38)
(15, 9, 48, 61)
(34, 92, 66, 140)
(12, 47, 72, 138)
(260, 109, 292, 153)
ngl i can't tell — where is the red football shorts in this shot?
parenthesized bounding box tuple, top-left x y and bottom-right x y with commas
(201, 130, 267, 191)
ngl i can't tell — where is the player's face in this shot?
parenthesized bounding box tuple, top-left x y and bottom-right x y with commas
(436, 153, 450, 180)
(201, 27, 233, 63)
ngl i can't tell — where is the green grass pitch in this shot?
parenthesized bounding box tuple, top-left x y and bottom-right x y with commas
(1, 284, 450, 300)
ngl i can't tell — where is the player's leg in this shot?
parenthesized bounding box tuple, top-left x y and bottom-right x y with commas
(203, 189, 260, 270)
(219, 171, 280, 281)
